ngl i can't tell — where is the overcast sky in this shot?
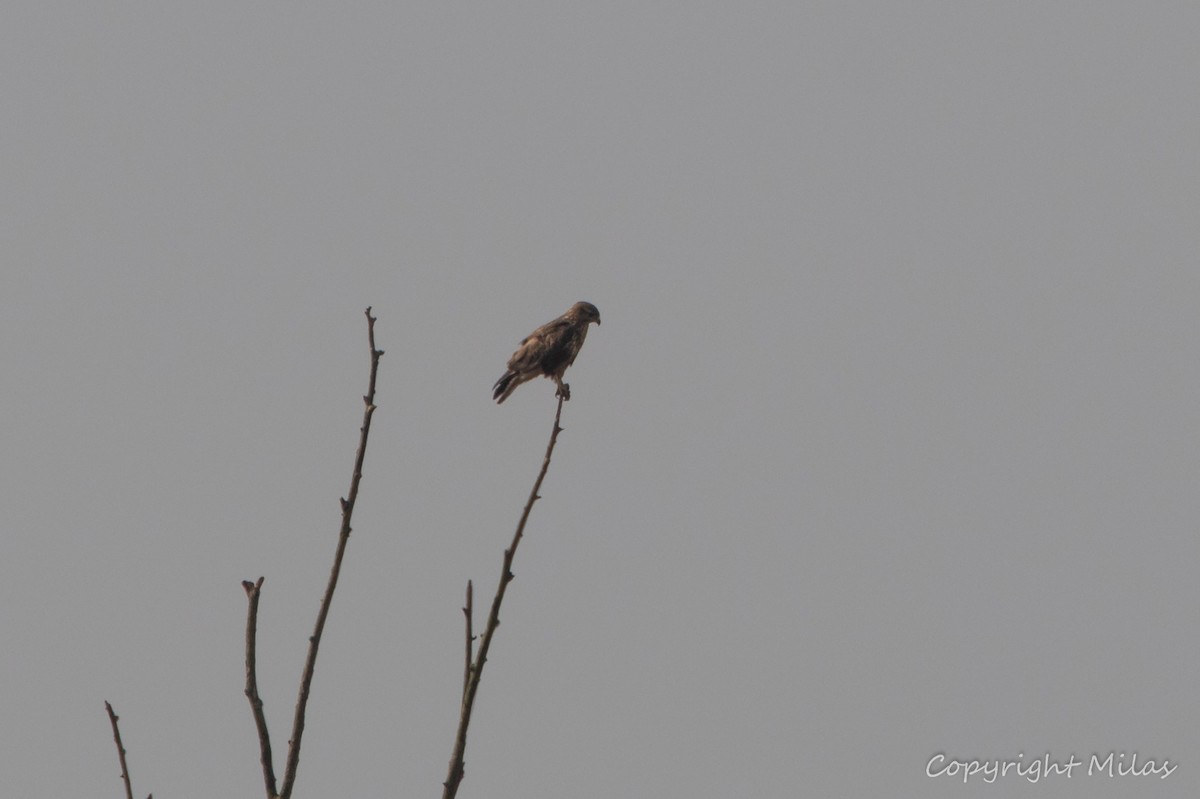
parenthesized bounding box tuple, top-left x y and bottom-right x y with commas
(2, 3, 1197, 798)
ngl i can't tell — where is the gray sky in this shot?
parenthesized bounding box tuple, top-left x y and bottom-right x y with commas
(2, 3, 1197, 797)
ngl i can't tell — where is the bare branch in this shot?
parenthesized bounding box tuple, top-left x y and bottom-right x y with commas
(104, 701, 136, 799)
(442, 394, 567, 799)
(242, 577, 277, 799)
(275, 307, 383, 799)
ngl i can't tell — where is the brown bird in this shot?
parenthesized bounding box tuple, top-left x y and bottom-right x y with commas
(493, 301, 602, 403)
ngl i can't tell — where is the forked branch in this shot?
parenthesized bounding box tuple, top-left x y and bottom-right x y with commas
(242, 307, 384, 799)
(442, 394, 567, 799)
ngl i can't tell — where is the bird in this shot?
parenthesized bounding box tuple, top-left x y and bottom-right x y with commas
(493, 301, 601, 403)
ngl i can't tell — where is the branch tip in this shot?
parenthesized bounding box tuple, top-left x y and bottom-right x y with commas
(105, 700, 136, 799)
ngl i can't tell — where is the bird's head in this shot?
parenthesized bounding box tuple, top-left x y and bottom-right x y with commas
(571, 301, 601, 326)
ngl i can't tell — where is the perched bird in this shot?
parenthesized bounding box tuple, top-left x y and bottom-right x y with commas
(493, 301, 602, 403)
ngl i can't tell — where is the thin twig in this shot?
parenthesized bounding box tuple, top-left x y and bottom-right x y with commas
(442, 394, 567, 799)
(276, 307, 384, 799)
(242, 577, 277, 799)
(462, 581, 474, 698)
(104, 701, 135, 799)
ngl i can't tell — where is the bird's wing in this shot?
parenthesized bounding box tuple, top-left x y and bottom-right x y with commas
(507, 317, 571, 372)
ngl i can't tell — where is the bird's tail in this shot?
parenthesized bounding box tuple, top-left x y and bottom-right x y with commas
(492, 371, 520, 403)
